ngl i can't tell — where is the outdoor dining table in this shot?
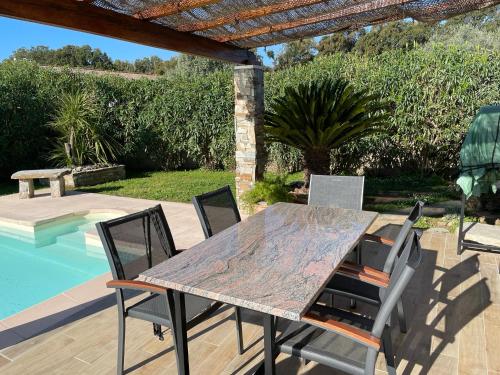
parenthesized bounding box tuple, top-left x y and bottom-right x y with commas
(139, 202, 378, 375)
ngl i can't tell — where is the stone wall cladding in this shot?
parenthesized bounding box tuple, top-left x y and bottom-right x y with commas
(64, 165, 126, 188)
(234, 65, 265, 204)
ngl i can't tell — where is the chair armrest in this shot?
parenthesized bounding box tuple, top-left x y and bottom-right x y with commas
(336, 268, 389, 288)
(363, 233, 394, 246)
(340, 261, 389, 280)
(303, 311, 380, 350)
(106, 280, 168, 295)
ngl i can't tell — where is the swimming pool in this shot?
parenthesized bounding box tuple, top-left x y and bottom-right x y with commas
(0, 213, 119, 319)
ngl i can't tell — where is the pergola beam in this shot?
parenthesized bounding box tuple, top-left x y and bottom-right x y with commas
(0, 0, 256, 64)
(134, 0, 220, 20)
(178, 0, 328, 32)
(216, 0, 415, 42)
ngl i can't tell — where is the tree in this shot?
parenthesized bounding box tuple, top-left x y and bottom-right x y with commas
(354, 21, 433, 55)
(317, 31, 360, 55)
(10, 44, 114, 70)
(49, 91, 119, 166)
(265, 79, 389, 186)
(445, 5, 499, 31)
(274, 38, 316, 69)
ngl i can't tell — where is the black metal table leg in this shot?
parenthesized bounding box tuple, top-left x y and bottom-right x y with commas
(173, 291, 189, 375)
(263, 314, 276, 375)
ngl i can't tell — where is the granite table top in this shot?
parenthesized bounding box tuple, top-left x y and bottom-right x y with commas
(139, 202, 378, 321)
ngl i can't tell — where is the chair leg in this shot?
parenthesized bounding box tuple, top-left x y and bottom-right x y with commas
(397, 298, 407, 333)
(235, 307, 244, 354)
(328, 294, 334, 308)
(382, 328, 396, 375)
(356, 243, 362, 265)
(117, 314, 126, 375)
(153, 323, 164, 340)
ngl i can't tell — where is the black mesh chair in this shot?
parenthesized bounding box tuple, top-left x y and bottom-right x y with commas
(325, 201, 425, 333)
(274, 231, 422, 375)
(308, 174, 365, 210)
(192, 185, 245, 353)
(96, 205, 227, 375)
(192, 185, 241, 238)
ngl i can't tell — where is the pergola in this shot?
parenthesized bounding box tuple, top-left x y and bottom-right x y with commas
(1, 0, 498, 200)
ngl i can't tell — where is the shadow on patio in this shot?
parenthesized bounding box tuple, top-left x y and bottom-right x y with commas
(0, 226, 498, 374)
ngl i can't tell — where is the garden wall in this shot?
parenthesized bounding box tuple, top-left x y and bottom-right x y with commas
(0, 43, 498, 180)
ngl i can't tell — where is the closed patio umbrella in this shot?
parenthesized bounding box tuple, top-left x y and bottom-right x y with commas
(456, 104, 500, 255)
(457, 105, 500, 198)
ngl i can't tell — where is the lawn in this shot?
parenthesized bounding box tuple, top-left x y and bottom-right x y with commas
(0, 170, 459, 213)
(78, 170, 458, 209)
(78, 170, 236, 202)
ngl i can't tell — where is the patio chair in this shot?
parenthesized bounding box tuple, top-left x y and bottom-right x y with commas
(308, 174, 365, 210)
(274, 231, 422, 375)
(96, 205, 238, 374)
(192, 185, 245, 353)
(326, 201, 425, 333)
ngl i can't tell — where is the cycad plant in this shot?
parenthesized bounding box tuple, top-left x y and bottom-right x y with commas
(49, 91, 119, 167)
(265, 78, 389, 186)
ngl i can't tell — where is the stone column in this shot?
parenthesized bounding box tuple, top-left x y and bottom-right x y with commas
(19, 179, 34, 199)
(234, 65, 265, 205)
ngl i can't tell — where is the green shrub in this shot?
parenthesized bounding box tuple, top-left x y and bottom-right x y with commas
(49, 90, 120, 166)
(241, 174, 293, 206)
(0, 43, 498, 179)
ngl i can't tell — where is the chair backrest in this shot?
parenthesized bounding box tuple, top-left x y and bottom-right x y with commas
(371, 231, 422, 338)
(96, 205, 177, 281)
(308, 175, 364, 210)
(192, 185, 241, 239)
(382, 200, 424, 274)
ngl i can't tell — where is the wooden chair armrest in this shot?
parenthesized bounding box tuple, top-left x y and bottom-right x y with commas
(106, 280, 168, 294)
(340, 261, 389, 280)
(303, 311, 380, 350)
(363, 233, 394, 246)
(336, 268, 389, 288)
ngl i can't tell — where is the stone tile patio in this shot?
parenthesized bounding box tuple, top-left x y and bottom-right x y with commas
(0, 192, 498, 374)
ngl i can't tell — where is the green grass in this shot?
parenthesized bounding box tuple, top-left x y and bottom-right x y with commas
(0, 170, 460, 218)
(80, 170, 305, 203)
(78, 170, 236, 203)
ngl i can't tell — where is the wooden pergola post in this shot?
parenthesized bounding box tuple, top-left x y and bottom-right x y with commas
(234, 64, 265, 204)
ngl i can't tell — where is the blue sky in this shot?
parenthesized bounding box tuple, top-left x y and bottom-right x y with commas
(0, 16, 277, 66)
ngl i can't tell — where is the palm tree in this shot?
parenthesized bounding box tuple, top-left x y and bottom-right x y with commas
(265, 78, 389, 186)
(49, 91, 119, 167)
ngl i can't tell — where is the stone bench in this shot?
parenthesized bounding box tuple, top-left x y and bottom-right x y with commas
(11, 169, 71, 199)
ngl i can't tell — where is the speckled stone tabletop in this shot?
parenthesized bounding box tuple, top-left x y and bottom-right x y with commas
(139, 202, 378, 321)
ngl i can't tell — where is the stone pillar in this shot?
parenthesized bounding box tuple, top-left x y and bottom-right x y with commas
(49, 177, 65, 198)
(19, 179, 34, 199)
(234, 65, 265, 205)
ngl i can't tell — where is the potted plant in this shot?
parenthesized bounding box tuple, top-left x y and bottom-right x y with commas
(48, 90, 124, 187)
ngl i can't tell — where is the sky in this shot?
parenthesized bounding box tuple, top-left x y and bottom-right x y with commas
(0, 16, 277, 66)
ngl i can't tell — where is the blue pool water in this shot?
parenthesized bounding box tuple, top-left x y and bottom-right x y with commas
(0, 213, 118, 319)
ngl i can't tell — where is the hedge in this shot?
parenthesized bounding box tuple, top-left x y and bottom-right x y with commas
(0, 43, 498, 180)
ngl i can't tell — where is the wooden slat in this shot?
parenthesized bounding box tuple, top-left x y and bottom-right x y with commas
(336, 268, 390, 288)
(106, 279, 169, 294)
(216, 0, 415, 42)
(178, 0, 327, 32)
(303, 311, 381, 349)
(0, 0, 256, 64)
(134, 0, 220, 20)
(340, 261, 390, 280)
(363, 233, 395, 246)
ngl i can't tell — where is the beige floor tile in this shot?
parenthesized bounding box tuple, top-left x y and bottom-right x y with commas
(1, 213, 499, 375)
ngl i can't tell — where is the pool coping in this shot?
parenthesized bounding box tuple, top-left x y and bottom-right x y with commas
(0, 208, 131, 233)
